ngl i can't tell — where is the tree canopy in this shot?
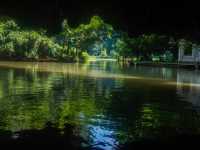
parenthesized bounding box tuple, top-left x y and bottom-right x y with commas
(0, 16, 182, 62)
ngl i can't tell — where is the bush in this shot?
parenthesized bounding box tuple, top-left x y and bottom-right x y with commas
(151, 54, 160, 62)
(162, 51, 174, 62)
(80, 51, 89, 62)
(132, 56, 142, 63)
(0, 42, 15, 57)
(0, 22, 71, 61)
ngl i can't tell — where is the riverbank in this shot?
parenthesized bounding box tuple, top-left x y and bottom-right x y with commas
(0, 57, 78, 63)
(88, 56, 117, 62)
(0, 56, 198, 70)
(130, 61, 200, 69)
(0, 56, 117, 63)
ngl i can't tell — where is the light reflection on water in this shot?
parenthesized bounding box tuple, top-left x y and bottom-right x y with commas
(0, 61, 200, 149)
(0, 61, 200, 87)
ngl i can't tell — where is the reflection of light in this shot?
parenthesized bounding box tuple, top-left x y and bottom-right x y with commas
(165, 82, 200, 87)
(81, 114, 119, 150)
(1, 61, 200, 88)
(87, 124, 118, 150)
(175, 71, 200, 106)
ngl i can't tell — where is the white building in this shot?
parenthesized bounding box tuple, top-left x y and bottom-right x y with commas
(178, 39, 200, 63)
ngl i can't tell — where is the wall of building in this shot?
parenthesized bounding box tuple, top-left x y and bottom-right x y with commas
(178, 39, 200, 63)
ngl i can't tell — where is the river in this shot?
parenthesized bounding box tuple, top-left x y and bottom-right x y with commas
(0, 61, 200, 149)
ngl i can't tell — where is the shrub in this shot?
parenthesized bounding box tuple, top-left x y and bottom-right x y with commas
(80, 51, 89, 62)
(162, 51, 174, 62)
(151, 54, 160, 62)
(0, 42, 15, 57)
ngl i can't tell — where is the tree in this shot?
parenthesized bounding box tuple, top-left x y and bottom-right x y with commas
(59, 16, 117, 57)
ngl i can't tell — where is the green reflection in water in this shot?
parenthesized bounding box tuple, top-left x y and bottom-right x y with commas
(0, 61, 199, 149)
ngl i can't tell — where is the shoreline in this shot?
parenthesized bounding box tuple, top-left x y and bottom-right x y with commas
(0, 57, 117, 63)
(0, 58, 76, 63)
(132, 61, 199, 69)
(0, 59, 199, 70)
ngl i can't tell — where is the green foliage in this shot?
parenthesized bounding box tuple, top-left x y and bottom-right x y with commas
(58, 16, 117, 57)
(162, 51, 174, 62)
(184, 41, 192, 55)
(0, 19, 71, 61)
(0, 42, 15, 57)
(123, 34, 178, 62)
(151, 54, 160, 62)
(116, 38, 131, 58)
(150, 51, 174, 63)
(132, 56, 142, 63)
(100, 48, 108, 57)
(0, 16, 179, 62)
(80, 51, 89, 62)
(4, 20, 20, 31)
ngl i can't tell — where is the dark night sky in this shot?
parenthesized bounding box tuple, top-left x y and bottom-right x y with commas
(0, 0, 199, 38)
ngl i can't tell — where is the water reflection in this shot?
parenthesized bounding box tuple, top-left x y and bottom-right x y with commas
(0, 61, 200, 149)
(176, 70, 200, 106)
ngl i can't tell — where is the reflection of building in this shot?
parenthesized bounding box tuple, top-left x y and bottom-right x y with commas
(176, 70, 200, 106)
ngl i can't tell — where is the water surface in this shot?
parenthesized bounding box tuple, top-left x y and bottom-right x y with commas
(0, 61, 200, 149)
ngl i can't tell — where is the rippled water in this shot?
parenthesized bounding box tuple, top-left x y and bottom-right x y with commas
(0, 61, 200, 149)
